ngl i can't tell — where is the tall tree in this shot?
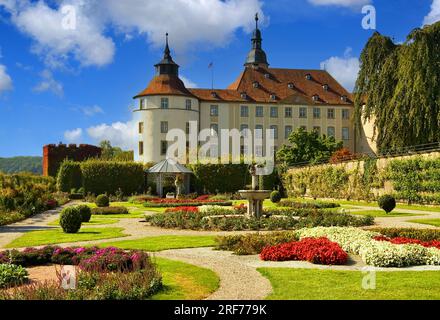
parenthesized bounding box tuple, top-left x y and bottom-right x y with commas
(354, 22, 440, 152)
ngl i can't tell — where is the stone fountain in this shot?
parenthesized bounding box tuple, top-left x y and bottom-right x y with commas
(239, 164, 271, 219)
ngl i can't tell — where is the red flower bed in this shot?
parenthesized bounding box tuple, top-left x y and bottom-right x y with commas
(150, 198, 219, 204)
(260, 237, 348, 265)
(195, 195, 211, 201)
(165, 206, 199, 213)
(374, 236, 440, 249)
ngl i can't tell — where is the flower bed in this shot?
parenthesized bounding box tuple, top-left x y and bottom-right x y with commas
(295, 227, 440, 267)
(278, 199, 341, 209)
(374, 236, 440, 250)
(260, 237, 348, 265)
(165, 206, 199, 213)
(144, 199, 233, 208)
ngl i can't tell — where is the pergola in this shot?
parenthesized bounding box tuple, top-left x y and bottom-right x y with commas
(147, 159, 193, 198)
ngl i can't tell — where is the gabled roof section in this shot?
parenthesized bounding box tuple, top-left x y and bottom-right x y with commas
(134, 74, 195, 99)
(148, 159, 193, 174)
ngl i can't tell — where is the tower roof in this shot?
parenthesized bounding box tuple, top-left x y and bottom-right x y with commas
(245, 13, 269, 68)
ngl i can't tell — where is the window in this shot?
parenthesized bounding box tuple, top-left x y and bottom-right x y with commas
(313, 126, 321, 135)
(139, 141, 144, 156)
(185, 99, 192, 110)
(285, 126, 293, 139)
(255, 125, 263, 139)
(140, 99, 146, 110)
(138, 122, 144, 134)
(327, 126, 335, 138)
(160, 141, 168, 156)
(160, 98, 169, 109)
(186, 122, 190, 134)
(270, 125, 278, 139)
(160, 121, 168, 134)
(299, 107, 307, 118)
(241, 106, 249, 117)
(327, 108, 335, 119)
(285, 107, 292, 118)
(255, 145, 263, 157)
(342, 109, 350, 120)
(210, 105, 219, 117)
(210, 123, 218, 135)
(313, 107, 321, 119)
(342, 127, 350, 140)
(240, 124, 249, 137)
(256, 106, 264, 117)
(270, 107, 278, 118)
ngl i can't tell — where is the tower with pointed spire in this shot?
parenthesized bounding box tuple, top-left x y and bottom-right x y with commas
(245, 13, 269, 68)
(155, 33, 179, 76)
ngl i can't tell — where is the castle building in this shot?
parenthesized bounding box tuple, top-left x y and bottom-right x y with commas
(133, 15, 359, 164)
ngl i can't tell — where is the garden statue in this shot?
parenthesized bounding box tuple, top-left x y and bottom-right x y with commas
(174, 174, 184, 197)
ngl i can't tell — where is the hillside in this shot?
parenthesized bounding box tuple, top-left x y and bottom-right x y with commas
(0, 156, 43, 174)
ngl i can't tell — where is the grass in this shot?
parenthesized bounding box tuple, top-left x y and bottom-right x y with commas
(258, 268, 440, 300)
(5, 227, 128, 248)
(99, 235, 217, 252)
(407, 219, 440, 227)
(47, 217, 119, 226)
(151, 257, 220, 300)
(345, 210, 423, 217)
(327, 199, 440, 212)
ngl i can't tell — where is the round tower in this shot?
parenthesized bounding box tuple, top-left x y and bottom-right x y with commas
(133, 34, 199, 164)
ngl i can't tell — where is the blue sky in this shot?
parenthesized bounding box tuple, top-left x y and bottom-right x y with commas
(0, 0, 438, 157)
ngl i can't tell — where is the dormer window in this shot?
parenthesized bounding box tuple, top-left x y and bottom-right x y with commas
(288, 83, 294, 89)
(253, 81, 259, 88)
(306, 73, 312, 81)
(312, 94, 319, 102)
(323, 84, 329, 91)
(270, 94, 277, 100)
(241, 92, 248, 99)
(211, 92, 218, 98)
(341, 95, 348, 102)
(264, 73, 270, 79)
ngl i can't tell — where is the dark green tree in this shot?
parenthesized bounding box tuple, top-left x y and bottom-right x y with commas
(276, 128, 343, 165)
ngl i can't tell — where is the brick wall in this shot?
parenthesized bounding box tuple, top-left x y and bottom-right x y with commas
(43, 144, 102, 177)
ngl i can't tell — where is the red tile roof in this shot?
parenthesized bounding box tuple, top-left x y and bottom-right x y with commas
(134, 74, 195, 98)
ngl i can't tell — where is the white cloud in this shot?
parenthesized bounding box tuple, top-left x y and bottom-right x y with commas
(87, 121, 136, 150)
(308, 0, 371, 8)
(72, 105, 104, 117)
(1, 0, 264, 68)
(320, 47, 360, 92)
(64, 128, 82, 142)
(33, 69, 64, 97)
(0, 64, 13, 95)
(424, 0, 440, 25)
(180, 75, 198, 88)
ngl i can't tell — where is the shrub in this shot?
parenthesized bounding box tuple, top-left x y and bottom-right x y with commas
(95, 194, 110, 208)
(69, 193, 84, 200)
(215, 232, 298, 255)
(92, 207, 128, 215)
(56, 160, 82, 193)
(77, 205, 92, 222)
(59, 207, 83, 233)
(0, 264, 29, 288)
(270, 191, 282, 203)
(371, 228, 440, 241)
(260, 237, 348, 265)
(278, 199, 340, 209)
(378, 195, 396, 213)
(81, 160, 145, 195)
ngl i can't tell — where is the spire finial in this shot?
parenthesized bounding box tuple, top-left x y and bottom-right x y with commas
(255, 13, 259, 29)
(164, 32, 170, 57)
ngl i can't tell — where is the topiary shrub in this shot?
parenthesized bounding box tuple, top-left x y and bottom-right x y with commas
(95, 194, 109, 208)
(378, 195, 396, 214)
(56, 160, 82, 193)
(92, 207, 129, 215)
(270, 190, 282, 203)
(77, 205, 92, 222)
(59, 207, 83, 233)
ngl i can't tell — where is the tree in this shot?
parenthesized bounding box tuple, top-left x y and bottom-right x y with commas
(354, 22, 440, 152)
(276, 128, 343, 165)
(99, 140, 134, 161)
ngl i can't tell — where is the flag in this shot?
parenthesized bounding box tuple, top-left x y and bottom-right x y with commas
(208, 62, 213, 69)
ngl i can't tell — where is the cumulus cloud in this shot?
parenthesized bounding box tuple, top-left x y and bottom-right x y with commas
(0, 0, 263, 68)
(308, 0, 371, 7)
(64, 128, 83, 142)
(87, 121, 136, 150)
(320, 48, 360, 92)
(424, 0, 440, 25)
(0, 64, 13, 95)
(33, 69, 64, 97)
(71, 105, 104, 117)
(180, 75, 198, 88)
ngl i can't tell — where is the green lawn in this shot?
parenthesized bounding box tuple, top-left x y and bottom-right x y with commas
(325, 199, 440, 212)
(99, 235, 217, 252)
(258, 268, 440, 300)
(47, 217, 119, 226)
(407, 219, 440, 227)
(5, 227, 128, 248)
(151, 257, 220, 300)
(345, 210, 423, 217)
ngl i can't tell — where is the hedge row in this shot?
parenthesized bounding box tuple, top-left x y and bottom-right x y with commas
(57, 160, 145, 196)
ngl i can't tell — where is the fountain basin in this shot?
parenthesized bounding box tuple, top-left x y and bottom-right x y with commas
(239, 190, 271, 219)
